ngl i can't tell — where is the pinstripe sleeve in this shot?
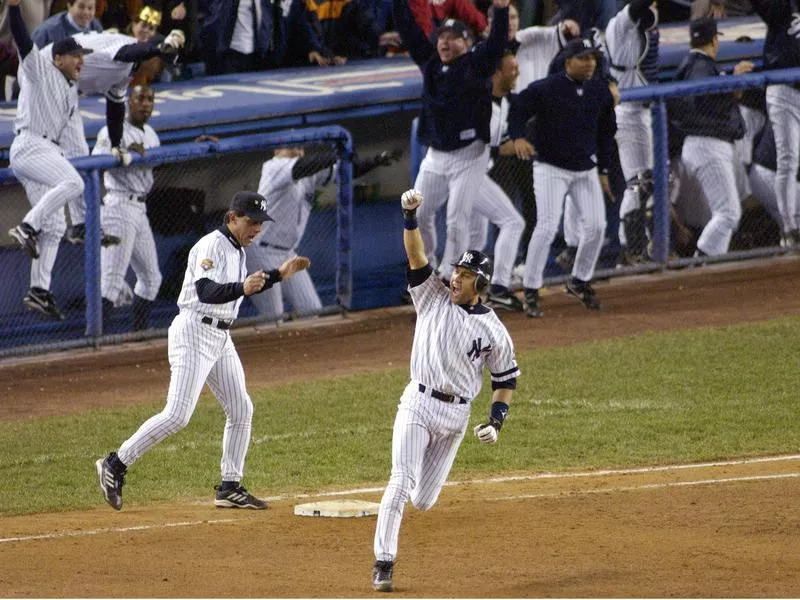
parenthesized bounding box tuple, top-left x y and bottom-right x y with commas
(486, 320, 520, 385)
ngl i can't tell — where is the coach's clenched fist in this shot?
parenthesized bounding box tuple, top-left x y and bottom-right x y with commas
(401, 189, 423, 212)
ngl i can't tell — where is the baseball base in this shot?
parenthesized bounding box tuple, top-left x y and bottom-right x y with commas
(294, 499, 380, 518)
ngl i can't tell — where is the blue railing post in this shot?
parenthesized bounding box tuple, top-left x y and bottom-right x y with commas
(650, 100, 671, 264)
(83, 169, 103, 338)
(336, 132, 353, 310)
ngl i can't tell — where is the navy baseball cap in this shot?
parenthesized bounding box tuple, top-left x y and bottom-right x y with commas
(563, 37, 600, 59)
(437, 18, 469, 40)
(690, 17, 722, 45)
(52, 37, 93, 59)
(230, 191, 274, 222)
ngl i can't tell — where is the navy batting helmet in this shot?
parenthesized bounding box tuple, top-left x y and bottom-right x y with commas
(451, 250, 493, 294)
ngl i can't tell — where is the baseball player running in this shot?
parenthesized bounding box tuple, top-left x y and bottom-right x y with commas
(509, 37, 617, 317)
(96, 191, 310, 511)
(471, 50, 525, 311)
(604, 0, 659, 263)
(372, 188, 519, 592)
(92, 84, 162, 331)
(246, 145, 401, 320)
(752, 0, 800, 245)
(674, 18, 752, 257)
(393, 0, 509, 280)
(6, 0, 91, 319)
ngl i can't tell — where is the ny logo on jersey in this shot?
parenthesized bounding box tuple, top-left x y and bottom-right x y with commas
(467, 338, 492, 361)
(789, 13, 800, 38)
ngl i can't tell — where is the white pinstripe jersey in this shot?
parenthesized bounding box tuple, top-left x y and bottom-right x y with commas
(177, 229, 248, 321)
(93, 120, 160, 194)
(409, 273, 520, 400)
(487, 95, 510, 171)
(254, 155, 333, 250)
(13, 44, 79, 139)
(42, 32, 136, 101)
(604, 4, 653, 89)
(513, 24, 567, 92)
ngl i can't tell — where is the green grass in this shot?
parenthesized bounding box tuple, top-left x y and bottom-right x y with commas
(1, 317, 799, 516)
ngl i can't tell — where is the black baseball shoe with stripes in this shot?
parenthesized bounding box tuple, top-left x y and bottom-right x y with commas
(96, 452, 126, 510)
(214, 484, 268, 509)
(372, 560, 394, 592)
(9, 222, 39, 259)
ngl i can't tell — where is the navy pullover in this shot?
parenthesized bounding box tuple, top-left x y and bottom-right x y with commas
(393, 0, 508, 151)
(508, 72, 617, 173)
(673, 50, 745, 142)
(752, 0, 800, 72)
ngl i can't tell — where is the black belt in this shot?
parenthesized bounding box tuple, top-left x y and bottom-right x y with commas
(418, 383, 467, 405)
(259, 241, 292, 251)
(201, 316, 233, 330)
(128, 194, 146, 203)
(16, 128, 59, 146)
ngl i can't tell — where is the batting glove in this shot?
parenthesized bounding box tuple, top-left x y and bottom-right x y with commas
(111, 147, 133, 167)
(401, 189, 423, 212)
(473, 418, 501, 444)
(161, 29, 186, 52)
(377, 148, 403, 166)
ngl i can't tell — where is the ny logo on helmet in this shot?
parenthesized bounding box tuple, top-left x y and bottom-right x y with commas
(463, 251, 474, 263)
(259, 199, 267, 211)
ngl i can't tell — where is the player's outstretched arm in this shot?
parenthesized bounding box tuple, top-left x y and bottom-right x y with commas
(278, 255, 311, 280)
(400, 189, 428, 269)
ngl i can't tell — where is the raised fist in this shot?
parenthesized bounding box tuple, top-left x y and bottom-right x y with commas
(473, 421, 499, 444)
(401, 189, 423, 211)
(111, 147, 133, 167)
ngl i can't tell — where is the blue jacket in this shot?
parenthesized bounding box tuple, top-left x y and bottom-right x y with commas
(393, 0, 508, 151)
(752, 0, 800, 71)
(31, 12, 103, 48)
(199, 0, 321, 69)
(673, 51, 745, 142)
(508, 72, 617, 173)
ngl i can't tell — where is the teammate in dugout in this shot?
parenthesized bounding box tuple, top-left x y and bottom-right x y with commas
(92, 84, 162, 331)
(510, 36, 617, 317)
(245, 144, 402, 320)
(96, 191, 310, 511)
(371, 188, 520, 592)
(393, 0, 509, 281)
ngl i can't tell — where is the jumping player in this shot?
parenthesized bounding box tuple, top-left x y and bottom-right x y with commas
(372, 188, 519, 592)
(95, 191, 310, 511)
(393, 0, 509, 280)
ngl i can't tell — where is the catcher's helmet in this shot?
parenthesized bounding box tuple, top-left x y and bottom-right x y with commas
(451, 250, 493, 294)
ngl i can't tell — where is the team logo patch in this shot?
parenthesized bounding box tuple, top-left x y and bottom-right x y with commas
(200, 258, 214, 271)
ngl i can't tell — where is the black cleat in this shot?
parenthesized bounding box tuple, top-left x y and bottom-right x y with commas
(524, 293, 543, 318)
(23, 287, 65, 320)
(66, 223, 121, 247)
(9, 222, 39, 259)
(214, 485, 268, 509)
(555, 246, 577, 272)
(565, 279, 601, 311)
(486, 288, 524, 312)
(96, 452, 126, 510)
(372, 560, 394, 592)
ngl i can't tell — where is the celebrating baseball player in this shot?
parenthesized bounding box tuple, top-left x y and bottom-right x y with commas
(393, 0, 509, 280)
(752, 0, 800, 246)
(246, 145, 401, 320)
(5, 0, 92, 319)
(604, 0, 659, 263)
(509, 37, 617, 317)
(91, 84, 162, 331)
(372, 188, 519, 592)
(470, 50, 525, 311)
(673, 18, 752, 257)
(96, 191, 310, 511)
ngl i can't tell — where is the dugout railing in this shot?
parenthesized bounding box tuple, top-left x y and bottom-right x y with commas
(0, 126, 354, 358)
(409, 66, 800, 286)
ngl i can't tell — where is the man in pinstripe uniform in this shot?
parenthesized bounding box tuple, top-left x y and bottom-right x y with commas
(509, 36, 617, 317)
(96, 191, 310, 511)
(393, 0, 509, 281)
(673, 18, 753, 257)
(372, 188, 520, 592)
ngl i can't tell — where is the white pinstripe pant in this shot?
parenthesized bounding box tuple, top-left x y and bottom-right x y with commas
(749, 163, 792, 228)
(374, 381, 470, 562)
(523, 162, 606, 290)
(681, 136, 741, 256)
(16, 178, 67, 292)
(469, 175, 525, 288)
(616, 103, 653, 246)
(766, 85, 800, 234)
(118, 312, 253, 481)
(415, 141, 490, 278)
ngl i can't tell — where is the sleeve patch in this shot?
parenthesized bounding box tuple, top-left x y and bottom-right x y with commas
(200, 258, 214, 271)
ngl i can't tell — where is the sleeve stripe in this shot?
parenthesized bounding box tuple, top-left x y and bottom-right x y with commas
(491, 365, 520, 379)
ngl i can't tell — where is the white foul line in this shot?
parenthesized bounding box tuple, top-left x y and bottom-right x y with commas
(488, 472, 800, 501)
(3, 454, 800, 545)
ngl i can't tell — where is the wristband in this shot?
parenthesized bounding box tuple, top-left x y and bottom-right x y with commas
(490, 401, 509, 430)
(403, 210, 418, 230)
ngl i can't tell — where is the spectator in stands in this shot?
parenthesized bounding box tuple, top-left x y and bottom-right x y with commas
(96, 0, 142, 30)
(547, 0, 619, 33)
(0, 0, 53, 100)
(306, 0, 402, 63)
(672, 17, 753, 257)
(407, 0, 488, 40)
(127, 6, 167, 86)
(199, 0, 328, 74)
(32, 0, 103, 47)
(147, 1, 200, 63)
(691, 0, 755, 19)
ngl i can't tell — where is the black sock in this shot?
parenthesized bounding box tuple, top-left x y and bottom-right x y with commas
(109, 453, 127, 473)
(524, 287, 539, 301)
(218, 480, 238, 492)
